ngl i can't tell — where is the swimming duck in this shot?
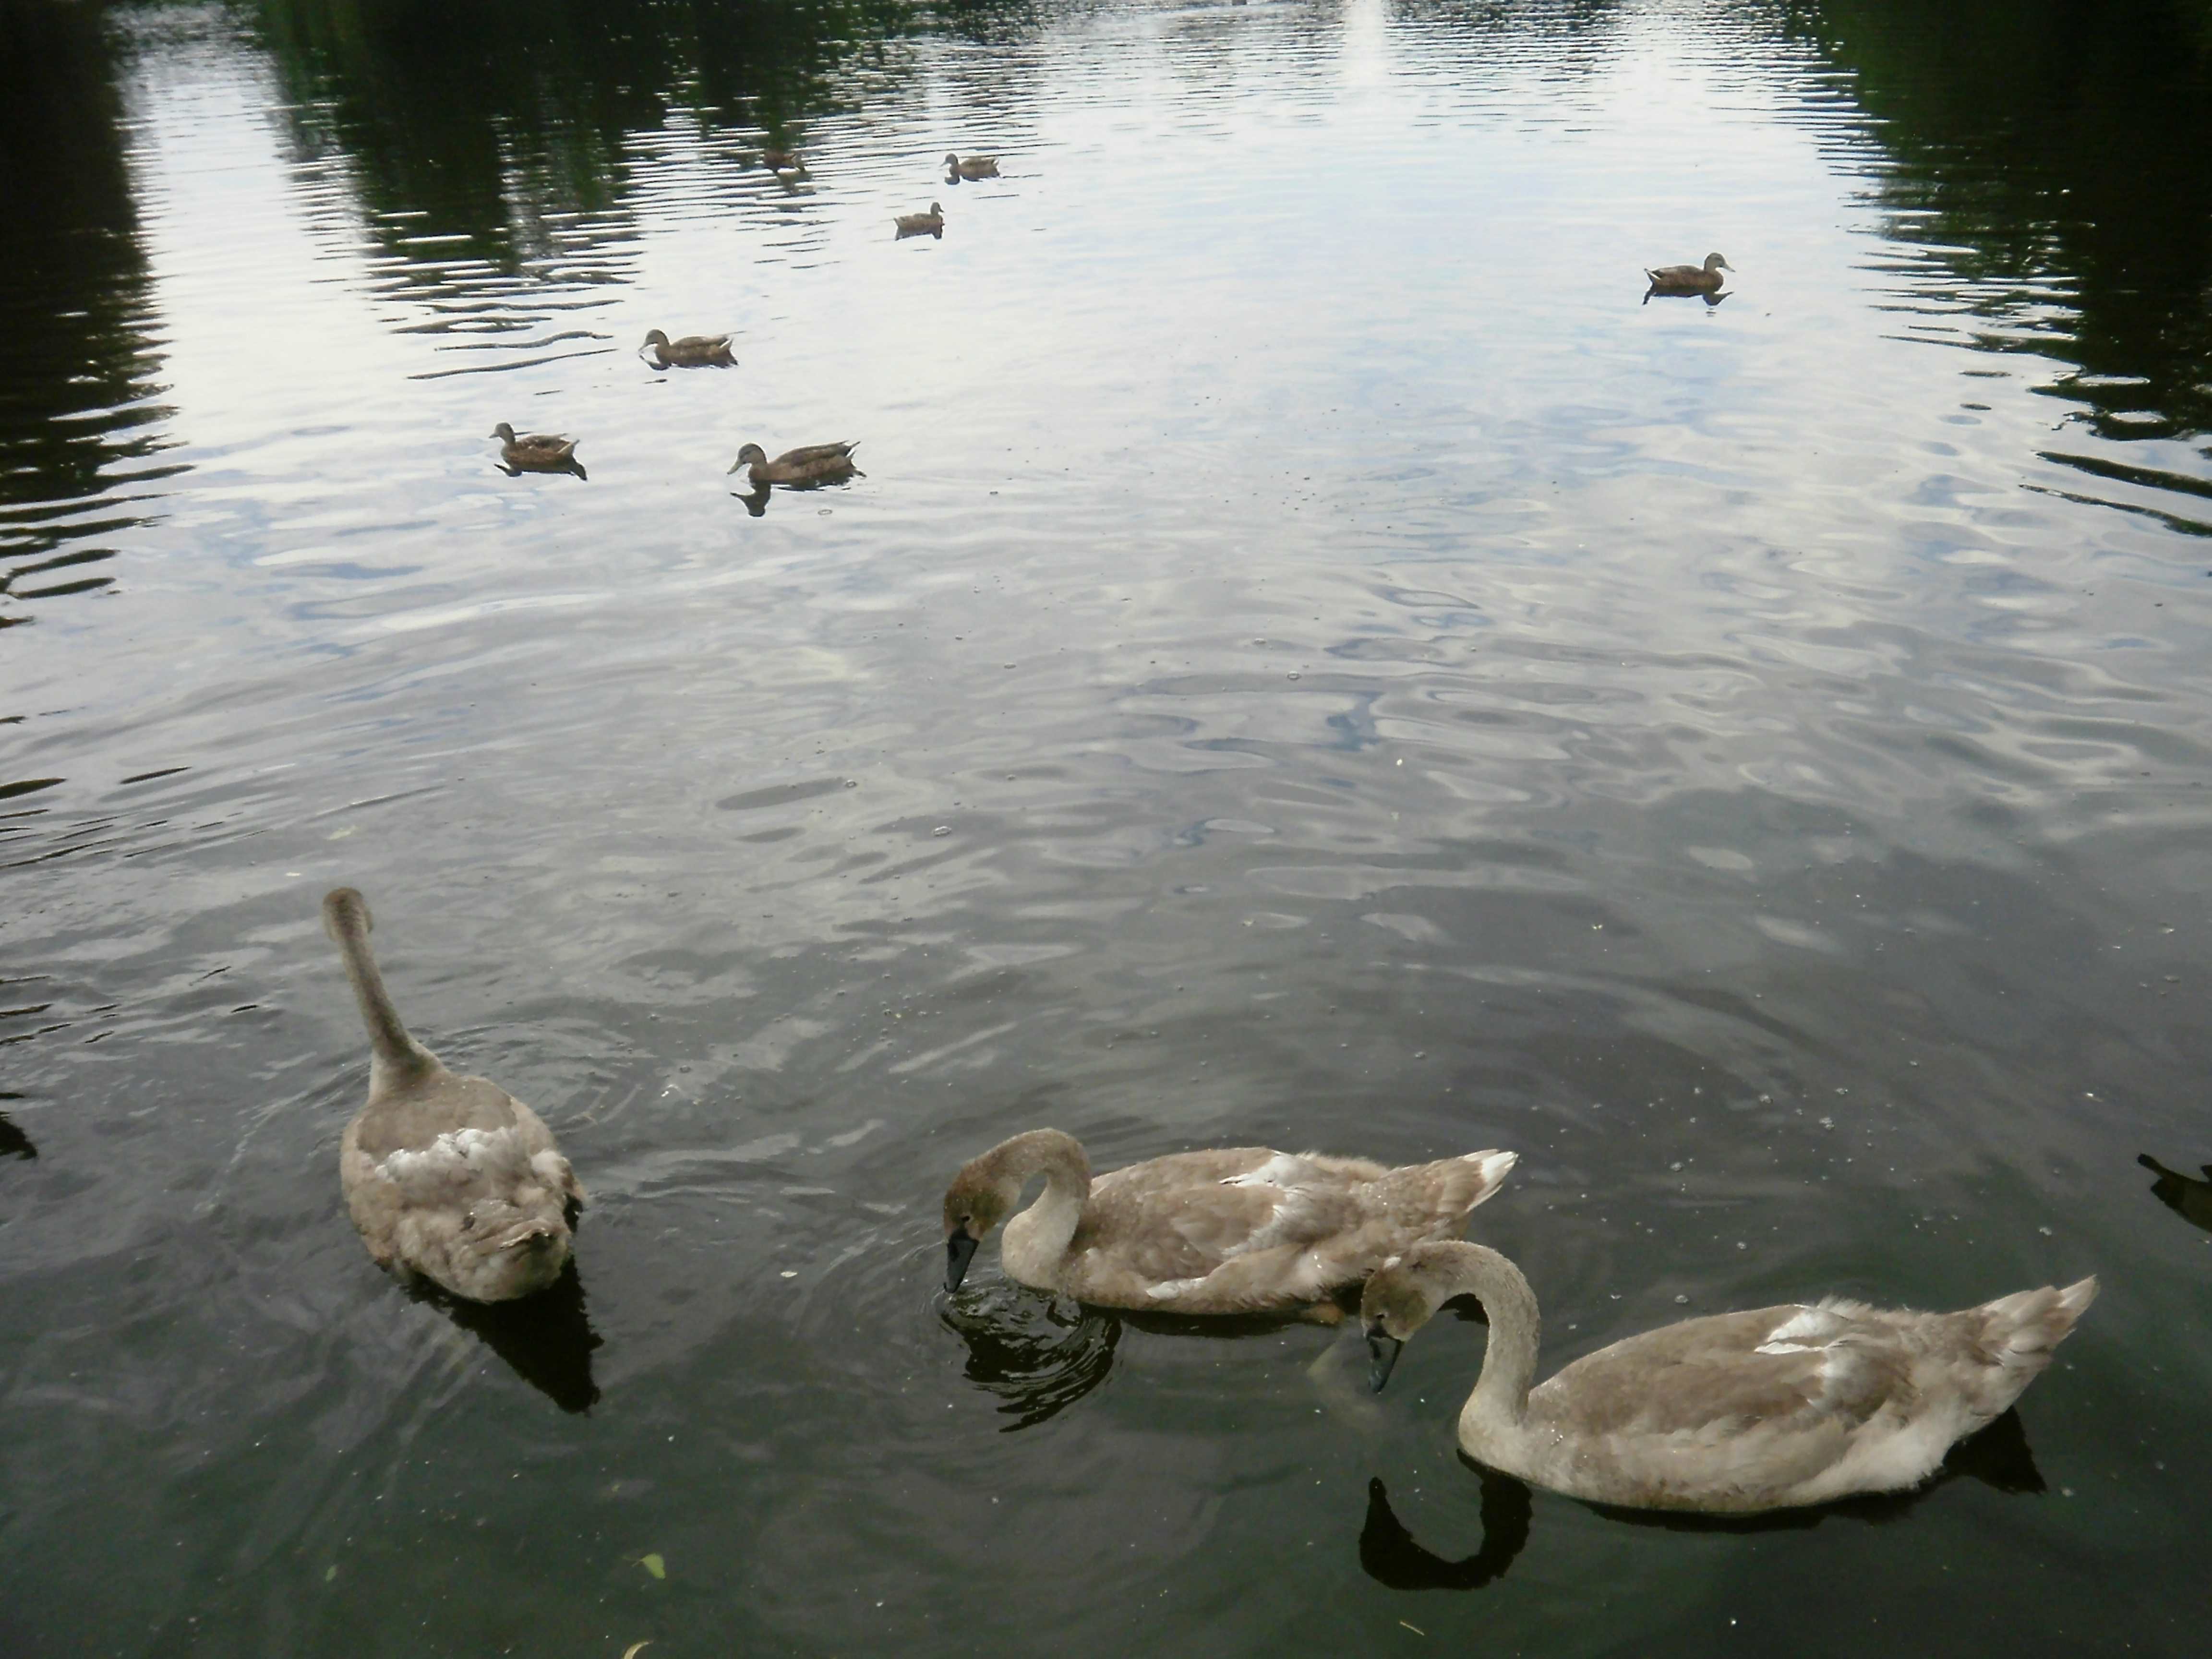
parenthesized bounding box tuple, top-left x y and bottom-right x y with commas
(642, 329, 735, 368)
(490, 423, 583, 476)
(324, 888, 583, 1302)
(941, 1129, 1516, 1316)
(726, 440, 861, 488)
(1362, 1240, 2096, 1514)
(760, 147, 802, 172)
(945, 153, 999, 180)
(895, 202, 945, 238)
(1644, 252, 1732, 294)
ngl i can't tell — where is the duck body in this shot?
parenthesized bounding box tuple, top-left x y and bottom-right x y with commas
(1364, 1241, 2096, 1514)
(643, 329, 734, 367)
(945, 152, 999, 180)
(896, 202, 945, 238)
(1644, 252, 1732, 294)
(943, 1129, 1516, 1315)
(727, 440, 861, 488)
(490, 422, 582, 475)
(325, 888, 582, 1302)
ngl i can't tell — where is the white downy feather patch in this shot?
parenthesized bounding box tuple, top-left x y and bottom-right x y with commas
(1755, 1305, 1844, 1356)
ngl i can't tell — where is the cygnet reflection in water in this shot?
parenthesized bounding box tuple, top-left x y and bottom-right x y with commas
(939, 1281, 1120, 1431)
(1360, 1474, 1530, 1591)
(2139, 1154, 2212, 1235)
(426, 1258, 603, 1414)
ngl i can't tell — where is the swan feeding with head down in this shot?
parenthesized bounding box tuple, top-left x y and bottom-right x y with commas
(942, 1129, 1515, 1317)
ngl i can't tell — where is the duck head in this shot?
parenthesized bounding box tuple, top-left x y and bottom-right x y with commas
(489, 422, 518, 442)
(1704, 252, 1733, 274)
(726, 443, 769, 474)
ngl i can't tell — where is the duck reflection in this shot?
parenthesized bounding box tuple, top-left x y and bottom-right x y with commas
(421, 1258, 603, 1413)
(0, 1106, 36, 1161)
(1359, 1473, 1530, 1591)
(2139, 1154, 2212, 1235)
(939, 1283, 1120, 1431)
(1361, 1406, 2043, 1586)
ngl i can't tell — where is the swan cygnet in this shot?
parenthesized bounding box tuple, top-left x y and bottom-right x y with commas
(1363, 1240, 2097, 1514)
(324, 888, 583, 1302)
(942, 1128, 1516, 1316)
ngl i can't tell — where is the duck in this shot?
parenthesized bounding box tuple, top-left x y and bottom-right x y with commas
(490, 423, 583, 477)
(945, 152, 999, 180)
(941, 1128, 1517, 1316)
(895, 202, 945, 238)
(324, 887, 583, 1302)
(1361, 1240, 2096, 1514)
(641, 329, 734, 368)
(760, 147, 802, 172)
(1644, 252, 1732, 294)
(726, 440, 861, 488)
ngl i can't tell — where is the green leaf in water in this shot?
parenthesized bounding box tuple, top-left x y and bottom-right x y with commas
(639, 1552, 666, 1581)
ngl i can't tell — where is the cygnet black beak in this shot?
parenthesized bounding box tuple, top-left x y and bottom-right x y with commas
(1366, 1323, 1404, 1394)
(944, 1227, 980, 1293)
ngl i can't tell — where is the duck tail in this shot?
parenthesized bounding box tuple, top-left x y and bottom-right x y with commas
(1375, 1149, 1517, 1231)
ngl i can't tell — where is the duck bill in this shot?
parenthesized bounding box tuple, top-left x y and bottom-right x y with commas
(1366, 1326, 1404, 1394)
(944, 1228, 980, 1293)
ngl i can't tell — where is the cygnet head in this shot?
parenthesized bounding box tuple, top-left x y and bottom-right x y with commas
(322, 885, 373, 942)
(451, 1196, 573, 1301)
(1360, 1249, 1450, 1393)
(941, 1163, 1019, 1293)
(727, 443, 769, 473)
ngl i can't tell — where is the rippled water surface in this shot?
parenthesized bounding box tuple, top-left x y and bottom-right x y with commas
(6, 0, 2212, 1652)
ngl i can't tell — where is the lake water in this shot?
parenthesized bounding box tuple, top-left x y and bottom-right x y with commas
(5, 0, 2212, 1652)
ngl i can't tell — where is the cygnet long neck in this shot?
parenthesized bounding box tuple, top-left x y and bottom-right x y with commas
(1427, 1243, 1543, 1430)
(997, 1130, 1092, 1280)
(325, 895, 437, 1086)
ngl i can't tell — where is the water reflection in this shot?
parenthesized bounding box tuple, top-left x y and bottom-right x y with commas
(1799, 0, 2212, 514)
(425, 1259, 603, 1414)
(0, 0, 175, 624)
(1359, 1474, 1530, 1591)
(2139, 1154, 2212, 1236)
(939, 1283, 1120, 1431)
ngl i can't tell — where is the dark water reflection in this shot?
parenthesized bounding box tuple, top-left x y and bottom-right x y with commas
(5, 0, 2212, 1653)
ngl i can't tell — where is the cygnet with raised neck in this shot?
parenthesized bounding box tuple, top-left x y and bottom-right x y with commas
(941, 1129, 1515, 1315)
(324, 888, 583, 1302)
(1362, 1240, 2096, 1513)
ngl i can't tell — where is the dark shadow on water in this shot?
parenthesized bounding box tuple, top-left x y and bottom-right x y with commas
(1363, 1408, 2044, 1589)
(418, 1258, 603, 1414)
(2139, 1153, 2212, 1235)
(0, 1105, 36, 1160)
(1360, 1473, 1531, 1591)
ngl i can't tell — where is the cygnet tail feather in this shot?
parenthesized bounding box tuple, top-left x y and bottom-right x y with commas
(1971, 1275, 2097, 1410)
(1371, 1149, 1517, 1233)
